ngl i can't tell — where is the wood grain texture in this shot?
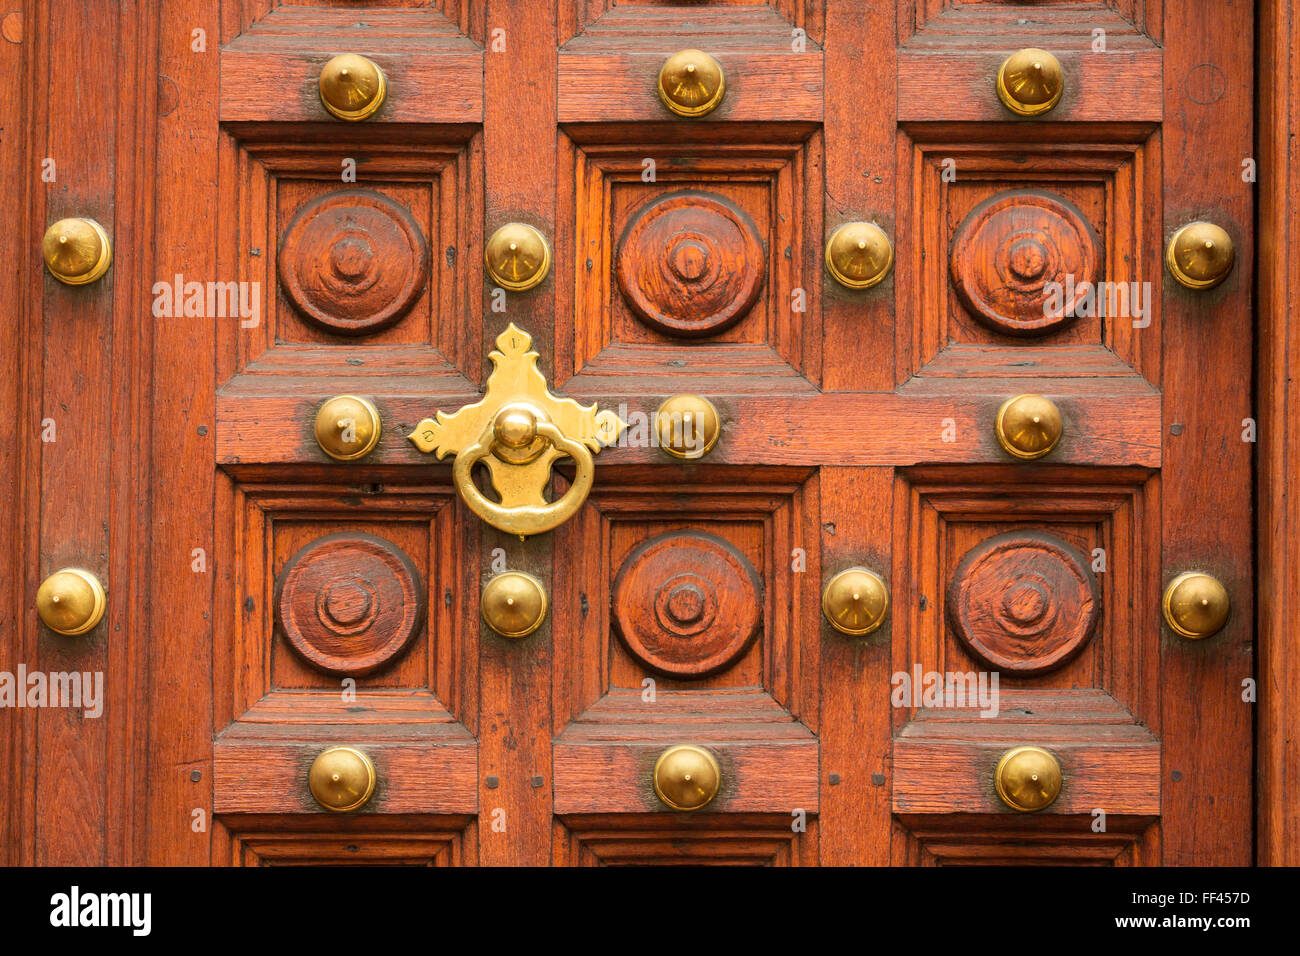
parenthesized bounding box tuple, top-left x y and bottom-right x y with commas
(273, 532, 425, 677)
(1257, 0, 1300, 867)
(553, 709, 818, 815)
(1159, 0, 1254, 866)
(615, 190, 765, 338)
(817, 467, 893, 865)
(476, 0, 555, 865)
(216, 386, 1164, 467)
(0, 0, 25, 867)
(949, 189, 1102, 337)
(557, 6, 822, 123)
(893, 691, 1161, 815)
(213, 722, 477, 814)
(17, 0, 1266, 868)
(145, 0, 217, 865)
(219, 9, 483, 125)
(946, 530, 1100, 675)
(611, 530, 762, 679)
(898, 50, 1162, 123)
(277, 189, 430, 336)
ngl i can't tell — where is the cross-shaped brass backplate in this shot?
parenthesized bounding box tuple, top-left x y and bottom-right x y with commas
(407, 324, 625, 537)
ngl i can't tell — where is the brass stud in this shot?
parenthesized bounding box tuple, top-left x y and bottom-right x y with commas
(995, 394, 1062, 460)
(42, 218, 112, 285)
(308, 746, 376, 812)
(1162, 571, 1230, 639)
(653, 745, 721, 811)
(314, 395, 381, 461)
(996, 48, 1064, 116)
(484, 223, 551, 292)
(481, 570, 548, 639)
(36, 568, 106, 636)
(825, 222, 894, 290)
(995, 746, 1062, 812)
(657, 49, 725, 117)
(318, 53, 386, 121)
(822, 567, 889, 636)
(1166, 222, 1235, 290)
(655, 394, 721, 460)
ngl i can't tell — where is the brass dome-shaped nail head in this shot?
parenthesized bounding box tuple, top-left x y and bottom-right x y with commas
(657, 49, 725, 117)
(318, 53, 387, 121)
(822, 567, 889, 636)
(484, 223, 551, 292)
(314, 395, 381, 461)
(36, 568, 106, 636)
(309, 746, 376, 812)
(42, 218, 112, 285)
(1166, 222, 1235, 290)
(995, 745, 1062, 812)
(825, 222, 894, 289)
(653, 745, 721, 810)
(655, 394, 721, 460)
(997, 48, 1064, 116)
(995, 394, 1062, 460)
(1162, 571, 1230, 639)
(481, 570, 549, 639)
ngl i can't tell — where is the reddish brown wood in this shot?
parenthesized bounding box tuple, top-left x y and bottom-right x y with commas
(274, 532, 425, 676)
(10, 0, 1266, 869)
(949, 189, 1102, 337)
(1258, 0, 1300, 867)
(615, 191, 765, 338)
(213, 721, 477, 815)
(1160, 0, 1254, 866)
(893, 690, 1161, 815)
(277, 189, 430, 336)
(611, 530, 762, 678)
(946, 530, 1100, 675)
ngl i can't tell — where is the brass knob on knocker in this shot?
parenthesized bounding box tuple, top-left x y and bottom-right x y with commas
(408, 324, 625, 539)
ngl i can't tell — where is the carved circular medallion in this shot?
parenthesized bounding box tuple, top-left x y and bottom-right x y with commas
(611, 530, 762, 678)
(278, 189, 429, 336)
(615, 190, 765, 338)
(949, 189, 1102, 336)
(947, 530, 1100, 675)
(274, 532, 425, 676)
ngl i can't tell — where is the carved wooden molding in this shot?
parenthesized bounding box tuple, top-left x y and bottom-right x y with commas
(611, 529, 763, 679)
(949, 188, 1102, 337)
(274, 532, 426, 676)
(277, 188, 429, 336)
(615, 190, 766, 338)
(946, 530, 1100, 675)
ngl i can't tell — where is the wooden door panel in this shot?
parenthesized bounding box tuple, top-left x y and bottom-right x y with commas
(208, 3, 487, 863)
(8, 0, 1261, 867)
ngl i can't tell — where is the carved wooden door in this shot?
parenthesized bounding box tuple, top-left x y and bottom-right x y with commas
(14, 0, 1252, 866)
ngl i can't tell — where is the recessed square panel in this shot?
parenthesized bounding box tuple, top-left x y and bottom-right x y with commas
(558, 129, 821, 387)
(274, 181, 434, 346)
(218, 480, 472, 724)
(897, 125, 1159, 383)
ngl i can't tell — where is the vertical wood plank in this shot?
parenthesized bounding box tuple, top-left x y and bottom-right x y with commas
(1256, 0, 1300, 867)
(818, 467, 893, 865)
(32, 0, 119, 866)
(145, 0, 218, 864)
(1160, 0, 1254, 865)
(822, 0, 895, 392)
(0, 0, 36, 867)
(479, 0, 557, 865)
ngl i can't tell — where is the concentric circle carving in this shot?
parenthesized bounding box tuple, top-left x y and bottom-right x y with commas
(612, 530, 762, 678)
(274, 532, 425, 676)
(278, 188, 429, 336)
(949, 189, 1102, 336)
(615, 190, 765, 338)
(946, 530, 1100, 675)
